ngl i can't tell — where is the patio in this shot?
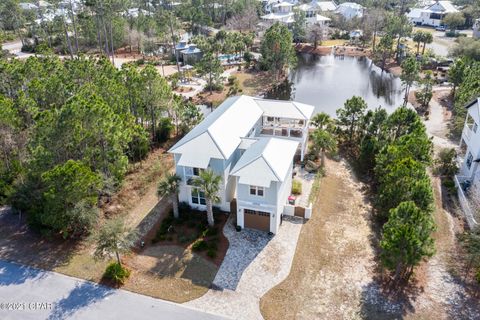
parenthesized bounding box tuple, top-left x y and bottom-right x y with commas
(292, 165, 316, 207)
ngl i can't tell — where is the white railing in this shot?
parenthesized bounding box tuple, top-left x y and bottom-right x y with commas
(454, 175, 479, 229)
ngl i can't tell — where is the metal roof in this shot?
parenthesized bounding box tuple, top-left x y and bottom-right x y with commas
(231, 138, 299, 187)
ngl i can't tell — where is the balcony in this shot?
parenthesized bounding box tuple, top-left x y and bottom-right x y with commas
(260, 127, 304, 139)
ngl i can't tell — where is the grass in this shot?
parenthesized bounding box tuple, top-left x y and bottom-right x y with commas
(321, 39, 348, 46)
(234, 70, 275, 96)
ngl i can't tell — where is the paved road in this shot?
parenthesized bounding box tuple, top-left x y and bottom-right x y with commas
(0, 260, 227, 320)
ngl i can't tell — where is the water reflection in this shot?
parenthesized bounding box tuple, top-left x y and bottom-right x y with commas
(265, 53, 405, 117)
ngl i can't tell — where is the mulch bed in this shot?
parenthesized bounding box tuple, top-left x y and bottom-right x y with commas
(140, 208, 230, 267)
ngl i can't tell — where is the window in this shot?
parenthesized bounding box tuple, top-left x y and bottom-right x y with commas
(249, 185, 265, 197)
(474, 122, 478, 133)
(193, 167, 203, 176)
(191, 188, 206, 205)
(467, 152, 474, 170)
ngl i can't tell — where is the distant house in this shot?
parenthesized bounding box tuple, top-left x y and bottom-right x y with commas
(169, 95, 314, 234)
(474, 19, 480, 39)
(310, 0, 337, 12)
(406, 0, 458, 27)
(180, 44, 202, 65)
(261, 1, 296, 25)
(297, 3, 331, 28)
(337, 2, 363, 19)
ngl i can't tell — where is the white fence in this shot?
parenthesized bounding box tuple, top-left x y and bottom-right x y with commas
(454, 175, 479, 229)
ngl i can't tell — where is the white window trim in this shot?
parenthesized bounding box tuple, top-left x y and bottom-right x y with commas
(249, 185, 265, 197)
(191, 187, 206, 205)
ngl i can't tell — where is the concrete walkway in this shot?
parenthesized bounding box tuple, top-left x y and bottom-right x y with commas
(185, 214, 303, 319)
(0, 260, 226, 320)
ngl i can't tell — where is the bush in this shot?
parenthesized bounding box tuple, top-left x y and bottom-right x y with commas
(207, 248, 217, 258)
(228, 75, 237, 85)
(103, 262, 131, 285)
(292, 179, 302, 195)
(192, 239, 208, 251)
(207, 241, 218, 250)
(155, 118, 173, 143)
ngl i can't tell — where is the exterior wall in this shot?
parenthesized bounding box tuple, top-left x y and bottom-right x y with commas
(459, 104, 480, 179)
(409, 12, 442, 27)
(474, 19, 480, 39)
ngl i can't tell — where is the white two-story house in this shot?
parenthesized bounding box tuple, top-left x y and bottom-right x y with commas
(169, 95, 314, 234)
(407, 1, 458, 27)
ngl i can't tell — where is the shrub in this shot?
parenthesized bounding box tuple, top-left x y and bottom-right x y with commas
(228, 75, 237, 85)
(202, 227, 218, 238)
(207, 248, 217, 258)
(155, 118, 173, 143)
(192, 239, 208, 251)
(208, 241, 218, 250)
(103, 262, 131, 285)
(292, 179, 302, 195)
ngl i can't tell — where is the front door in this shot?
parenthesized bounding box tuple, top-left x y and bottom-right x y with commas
(243, 208, 270, 232)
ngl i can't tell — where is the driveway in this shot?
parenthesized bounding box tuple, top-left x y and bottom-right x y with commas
(0, 260, 226, 320)
(185, 214, 303, 319)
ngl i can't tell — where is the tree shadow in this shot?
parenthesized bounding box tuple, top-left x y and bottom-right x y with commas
(0, 260, 46, 286)
(0, 207, 80, 271)
(47, 281, 114, 320)
(359, 275, 423, 320)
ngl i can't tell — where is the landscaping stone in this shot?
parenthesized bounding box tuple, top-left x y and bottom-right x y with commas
(185, 214, 303, 320)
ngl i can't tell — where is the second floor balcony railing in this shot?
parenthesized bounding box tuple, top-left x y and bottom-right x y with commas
(260, 127, 304, 139)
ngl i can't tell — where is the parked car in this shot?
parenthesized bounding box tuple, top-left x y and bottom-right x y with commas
(435, 25, 447, 31)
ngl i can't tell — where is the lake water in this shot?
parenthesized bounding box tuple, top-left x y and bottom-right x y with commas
(265, 53, 405, 117)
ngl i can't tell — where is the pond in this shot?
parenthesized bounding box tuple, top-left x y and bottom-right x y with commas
(265, 53, 406, 117)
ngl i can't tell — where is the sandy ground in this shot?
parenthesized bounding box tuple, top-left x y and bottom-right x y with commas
(260, 90, 480, 319)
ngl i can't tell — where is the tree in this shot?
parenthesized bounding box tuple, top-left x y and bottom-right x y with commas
(292, 9, 306, 44)
(443, 12, 466, 31)
(421, 32, 433, 55)
(380, 201, 435, 283)
(192, 169, 221, 227)
(336, 96, 368, 146)
(312, 128, 337, 167)
(40, 160, 102, 238)
(412, 31, 425, 54)
(376, 33, 394, 71)
(157, 173, 182, 219)
(196, 51, 223, 94)
(400, 56, 420, 106)
(307, 23, 326, 49)
(450, 38, 480, 61)
(434, 148, 458, 177)
(448, 58, 466, 98)
(415, 70, 433, 109)
(260, 22, 296, 80)
(311, 112, 332, 130)
(93, 217, 138, 266)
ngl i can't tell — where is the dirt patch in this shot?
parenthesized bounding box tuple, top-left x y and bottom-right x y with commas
(260, 159, 376, 319)
(260, 158, 480, 319)
(233, 70, 275, 96)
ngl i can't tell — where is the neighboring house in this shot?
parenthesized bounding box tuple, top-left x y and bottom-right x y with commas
(474, 19, 480, 39)
(181, 45, 203, 65)
(169, 95, 314, 234)
(406, 0, 458, 27)
(261, 1, 296, 25)
(310, 0, 337, 12)
(337, 2, 363, 19)
(297, 3, 331, 27)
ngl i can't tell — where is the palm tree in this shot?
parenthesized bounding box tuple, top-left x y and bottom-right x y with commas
(412, 31, 424, 54)
(192, 169, 221, 227)
(311, 112, 331, 130)
(93, 218, 138, 267)
(157, 173, 182, 219)
(422, 32, 433, 55)
(312, 128, 337, 167)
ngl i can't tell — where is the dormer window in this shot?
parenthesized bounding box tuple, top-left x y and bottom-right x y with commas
(250, 185, 265, 197)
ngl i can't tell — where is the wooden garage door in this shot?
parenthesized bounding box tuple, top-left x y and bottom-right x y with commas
(244, 209, 270, 232)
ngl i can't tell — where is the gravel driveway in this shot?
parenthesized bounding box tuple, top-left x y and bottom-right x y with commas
(185, 214, 303, 320)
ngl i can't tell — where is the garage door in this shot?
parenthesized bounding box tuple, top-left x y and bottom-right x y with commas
(244, 208, 270, 232)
